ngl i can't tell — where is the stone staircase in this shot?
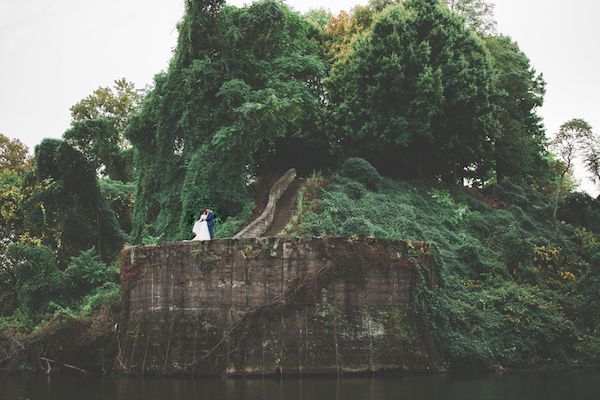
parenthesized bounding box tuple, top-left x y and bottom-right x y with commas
(263, 177, 305, 237)
(234, 169, 304, 238)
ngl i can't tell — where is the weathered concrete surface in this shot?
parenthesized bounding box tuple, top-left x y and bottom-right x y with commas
(118, 237, 438, 376)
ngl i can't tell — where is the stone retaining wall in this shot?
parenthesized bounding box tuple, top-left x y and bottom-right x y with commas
(118, 237, 438, 376)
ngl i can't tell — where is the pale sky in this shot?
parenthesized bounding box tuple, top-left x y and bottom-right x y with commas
(1, 0, 598, 194)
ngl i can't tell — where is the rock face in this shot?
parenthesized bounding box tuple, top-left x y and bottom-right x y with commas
(118, 237, 438, 376)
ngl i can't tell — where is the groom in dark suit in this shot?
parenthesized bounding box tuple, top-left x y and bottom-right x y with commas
(206, 208, 215, 239)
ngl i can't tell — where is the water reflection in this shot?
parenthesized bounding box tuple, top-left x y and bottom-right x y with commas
(1, 370, 599, 400)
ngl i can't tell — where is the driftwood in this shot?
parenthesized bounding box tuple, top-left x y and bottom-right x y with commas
(40, 357, 88, 375)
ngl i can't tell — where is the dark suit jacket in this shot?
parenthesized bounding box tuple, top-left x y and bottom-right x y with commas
(206, 211, 215, 228)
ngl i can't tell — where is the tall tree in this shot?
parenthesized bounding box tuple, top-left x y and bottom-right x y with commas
(0, 171, 28, 315)
(445, 0, 497, 35)
(550, 118, 594, 225)
(66, 79, 141, 181)
(484, 35, 547, 183)
(321, 6, 375, 64)
(70, 78, 141, 132)
(64, 118, 133, 182)
(304, 8, 332, 29)
(127, 0, 326, 242)
(0, 133, 32, 175)
(24, 139, 125, 263)
(369, 0, 404, 12)
(0, 135, 34, 313)
(582, 125, 600, 187)
(328, 0, 498, 181)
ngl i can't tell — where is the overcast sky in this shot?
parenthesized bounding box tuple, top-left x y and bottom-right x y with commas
(1, 0, 598, 193)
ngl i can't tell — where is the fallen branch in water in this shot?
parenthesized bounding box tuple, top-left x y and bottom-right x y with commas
(63, 363, 88, 374)
(40, 357, 88, 375)
(41, 357, 52, 375)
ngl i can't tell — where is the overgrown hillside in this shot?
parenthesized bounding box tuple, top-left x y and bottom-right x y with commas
(291, 159, 600, 370)
(1, 0, 598, 374)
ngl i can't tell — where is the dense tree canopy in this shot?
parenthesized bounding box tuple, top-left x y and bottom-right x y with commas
(327, 0, 499, 181)
(484, 35, 547, 183)
(127, 0, 327, 242)
(64, 118, 133, 182)
(445, 0, 497, 35)
(23, 139, 125, 263)
(65, 79, 141, 182)
(0, 134, 32, 175)
(70, 78, 141, 132)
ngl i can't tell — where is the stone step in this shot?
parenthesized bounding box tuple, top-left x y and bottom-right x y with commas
(262, 178, 305, 237)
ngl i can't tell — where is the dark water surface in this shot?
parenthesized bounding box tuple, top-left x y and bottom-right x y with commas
(1, 370, 599, 400)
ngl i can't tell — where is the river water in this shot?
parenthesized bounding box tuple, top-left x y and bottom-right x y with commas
(1, 370, 599, 400)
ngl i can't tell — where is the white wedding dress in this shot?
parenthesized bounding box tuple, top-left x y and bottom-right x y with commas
(192, 215, 211, 241)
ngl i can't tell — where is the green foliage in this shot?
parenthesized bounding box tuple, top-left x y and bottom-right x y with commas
(98, 178, 135, 234)
(0, 133, 32, 175)
(70, 78, 141, 133)
(67, 78, 141, 182)
(0, 172, 27, 310)
(327, 0, 499, 181)
(342, 180, 367, 200)
(336, 157, 382, 190)
(64, 248, 117, 297)
(6, 243, 63, 318)
(127, 0, 326, 242)
(2, 244, 119, 325)
(0, 310, 35, 335)
(79, 282, 120, 317)
(559, 192, 600, 234)
(295, 165, 599, 369)
(319, 5, 375, 64)
(425, 281, 576, 369)
(214, 202, 254, 239)
(64, 118, 134, 182)
(484, 35, 547, 184)
(445, 0, 497, 35)
(304, 8, 332, 29)
(341, 216, 374, 237)
(177, 145, 251, 240)
(369, 0, 403, 13)
(550, 118, 595, 224)
(24, 139, 125, 263)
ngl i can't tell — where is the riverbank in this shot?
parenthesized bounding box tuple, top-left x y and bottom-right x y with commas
(0, 311, 597, 377)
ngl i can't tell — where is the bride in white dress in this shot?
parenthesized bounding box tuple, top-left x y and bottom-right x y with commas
(192, 210, 211, 241)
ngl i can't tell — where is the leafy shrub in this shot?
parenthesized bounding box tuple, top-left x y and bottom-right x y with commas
(341, 216, 374, 237)
(80, 282, 120, 316)
(6, 243, 64, 318)
(337, 158, 382, 190)
(65, 248, 117, 297)
(25, 139, 125, 263)
(215, 202, 254, 238)
(559, 192, 600, 234)
(343, 181, 367, 200)
(99, 178, 135, 235)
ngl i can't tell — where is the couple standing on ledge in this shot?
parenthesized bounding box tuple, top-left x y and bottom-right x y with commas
(192, 208, 215, 241)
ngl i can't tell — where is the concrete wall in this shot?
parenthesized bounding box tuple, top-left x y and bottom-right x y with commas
(118, 237, 438, 376)
(234, 169, 296, 238)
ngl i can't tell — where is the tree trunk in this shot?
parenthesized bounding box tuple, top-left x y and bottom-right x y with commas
(495, 155, 504, 184)
(553, 170, 567, 231)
